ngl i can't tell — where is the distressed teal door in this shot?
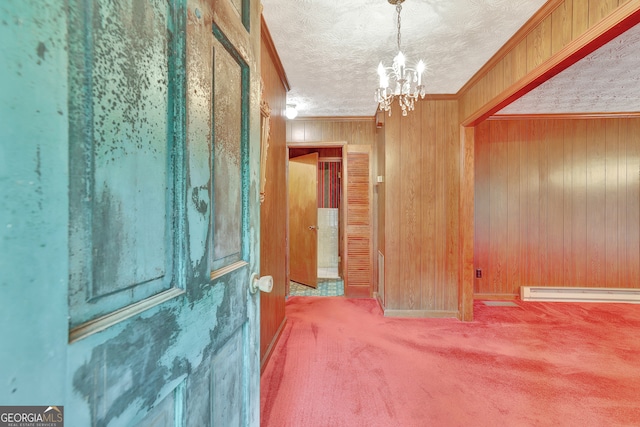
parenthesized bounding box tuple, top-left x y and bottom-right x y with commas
(1, 0, 262, 425)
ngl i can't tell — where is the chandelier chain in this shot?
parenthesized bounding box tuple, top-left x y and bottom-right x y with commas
(396, 4, 402, 52)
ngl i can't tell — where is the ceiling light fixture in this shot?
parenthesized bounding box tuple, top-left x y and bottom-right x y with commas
(375, 0, 426, 117)
(286, 104, 298, 120)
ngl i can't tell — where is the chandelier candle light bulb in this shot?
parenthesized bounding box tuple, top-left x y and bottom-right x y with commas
(375, 0, 426, 116)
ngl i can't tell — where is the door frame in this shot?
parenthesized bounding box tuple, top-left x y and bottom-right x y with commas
(286, 141, 347, 295)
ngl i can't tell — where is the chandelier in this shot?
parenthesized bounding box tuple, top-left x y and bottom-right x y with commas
(375, 0, 426, 116)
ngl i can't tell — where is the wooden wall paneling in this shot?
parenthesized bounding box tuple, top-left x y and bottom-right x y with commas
(489, 120, 508, 294)
(529, 120, 543, 286)
(551, 0, 574, 54)
(548, 120, 565, 286)
(421, 101, 437, 310)
(539, 120, 551, 287)
(344, 123, 355, 143)
(290, 121, 305, 142)
(287, 118, 376, 147)
(363, 121, 376, 144)
(618, 118, 628, 287)
(506, 121, 522, 294)
(626, 119, 640, 287)
(304, 121, 322, 142)
(400, 104, 422, 309)
(476, 117, 640, 294)
(526, 15, 552, 71)
(502, 49, 514, 91)
(444, 101, 460, 311)
(518, 121, 532, 291)
(459, 125, 475, 320)
(364, 121, 376, 144)
(335, 122, 348, 143)
(590, 0, 620, 26)
(572, 0, 590, 40)
(382, 100, 459, 315)
(474, 122, 491, 295)
(606, 119, 620, 286)
(384, 104, 402, 307)
(321, 121, 336, 141)
(353, 122, 365, 145)
(513, 40, 529, 94)
(348, 122, 358, 144)
(571, 120, 588, 287)
(562, 120, 574, 287)
(487, 63, 503, 102)
(377, 122, 386, 259)
(617, 119, 629, 287)
(434, 102, 447, 309)
(460, 0, 640, 126)
(371, 126, 379, 297)
(586, 120, 606, 286)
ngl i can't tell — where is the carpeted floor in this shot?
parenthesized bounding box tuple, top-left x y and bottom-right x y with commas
(260, 297, 640, 427)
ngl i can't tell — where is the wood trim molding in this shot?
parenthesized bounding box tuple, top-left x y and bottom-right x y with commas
(261, 14, 290, 92)
(490, 112, 640, 120)
(292, 116, 376, 122)
(457, 0, 564, 97)
(210, 260, 248, 280)
(260, 316, 287, 373)
(69, 288, 185, 343)
(462, 1, 640, 126)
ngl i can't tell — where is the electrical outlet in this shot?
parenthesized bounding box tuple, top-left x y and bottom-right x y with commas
(475, 269, 482, 279)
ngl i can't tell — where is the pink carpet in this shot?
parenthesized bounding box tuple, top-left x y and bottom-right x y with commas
(260, 297, 640, 426)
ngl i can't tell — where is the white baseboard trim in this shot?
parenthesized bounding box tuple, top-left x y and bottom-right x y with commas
(520, 286, 640, 303)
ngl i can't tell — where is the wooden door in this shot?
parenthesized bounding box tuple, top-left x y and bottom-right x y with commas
(289, 153, 319, 288)
(344, 146, 373, 297)
(1, 0, 261, 425)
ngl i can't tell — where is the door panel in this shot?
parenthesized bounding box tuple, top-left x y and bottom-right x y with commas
(345, 146, 373, 297)
(211, 31, 245, 271)
(289, 153, 319, 288)
(68, 0, 179, 332)
(0, 0, 260, 425)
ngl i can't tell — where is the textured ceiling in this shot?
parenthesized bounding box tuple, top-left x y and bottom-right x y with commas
(261, 0, 547, 117)
(498, 23, 640, 115)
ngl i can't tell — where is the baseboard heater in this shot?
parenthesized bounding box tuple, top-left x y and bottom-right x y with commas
(520, 286, 640, 303)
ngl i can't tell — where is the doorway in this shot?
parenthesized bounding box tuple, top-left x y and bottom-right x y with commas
(288, 146, 344, 297)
